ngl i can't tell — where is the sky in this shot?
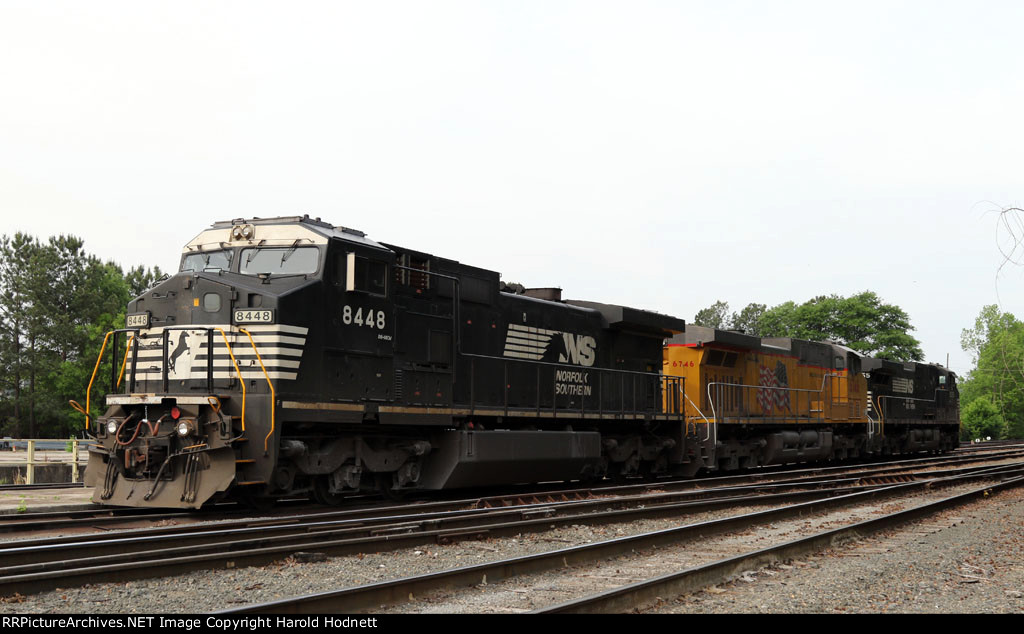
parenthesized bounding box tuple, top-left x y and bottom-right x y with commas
(2, 0, 1023, 375)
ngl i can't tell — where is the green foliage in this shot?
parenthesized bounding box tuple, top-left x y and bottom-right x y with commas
(958, 305, 1024, 440)
(0, 232, 142, 438)
(959, 398, 1007, 441)
(758, 292, 923, 361)
(730, 303, 766, 336)
(693, 301, 731, 329)
(692, 301, 768, 336)
(692, 293, 923, 361)
(125, 265, 165, 298)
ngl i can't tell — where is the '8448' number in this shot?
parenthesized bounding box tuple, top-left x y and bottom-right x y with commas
(343, 305, 386, 329)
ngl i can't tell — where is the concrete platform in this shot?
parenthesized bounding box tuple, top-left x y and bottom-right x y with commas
(0, 486, 99, 515)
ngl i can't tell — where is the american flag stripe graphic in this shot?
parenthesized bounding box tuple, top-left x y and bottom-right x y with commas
(757, 362, 791, 413)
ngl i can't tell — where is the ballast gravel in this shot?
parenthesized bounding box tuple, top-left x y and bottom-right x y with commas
(654, 486, 1024, 614)
(0, 484, 1021, 614)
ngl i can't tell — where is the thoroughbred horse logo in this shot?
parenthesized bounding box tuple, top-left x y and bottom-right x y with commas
(542, 332, 567, 364)
(166, 330, 198, 379)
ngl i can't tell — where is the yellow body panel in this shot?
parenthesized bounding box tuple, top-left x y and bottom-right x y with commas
(664, 344, 868, 426)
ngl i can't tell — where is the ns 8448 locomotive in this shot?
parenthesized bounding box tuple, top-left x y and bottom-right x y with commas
(82, 216, 959, 509)
(84, 216, 691, 508)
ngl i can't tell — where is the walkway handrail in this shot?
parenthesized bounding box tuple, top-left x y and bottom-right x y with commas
(239, 328, 275, 454)
(116, 334, 135, 388)
(213, 327, 247, 433)
(72, 328, 142, 430)
(704, 372, 845, 425)
(876, 388, 951, 437)
(679, 384, 712, 440)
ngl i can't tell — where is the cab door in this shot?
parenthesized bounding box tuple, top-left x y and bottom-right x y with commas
(327, 244, 395, 401)
(185, 276, 235, 390)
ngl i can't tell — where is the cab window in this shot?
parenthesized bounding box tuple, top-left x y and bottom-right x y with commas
(338, 253, 387, 295)
(240, 247, 320, 275)
(181, 250, 232, 272)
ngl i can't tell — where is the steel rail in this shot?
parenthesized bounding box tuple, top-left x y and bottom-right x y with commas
(217, 465, 1024, 614)
(0, 482, 86, 493)
(2, 469, 930, 570)
(5, 445, 1018, 540)
(18, 463, 1021, 599)
(0, 478, 909, 593)
(535, 473, 1024, 613)
(4, 446, 1022, 535)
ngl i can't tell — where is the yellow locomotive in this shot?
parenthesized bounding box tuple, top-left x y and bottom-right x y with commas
(663, 326, 958, 471)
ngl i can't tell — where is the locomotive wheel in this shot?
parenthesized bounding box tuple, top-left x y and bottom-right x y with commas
(375, 473, 407, 501)
(313, 476, 345, 506)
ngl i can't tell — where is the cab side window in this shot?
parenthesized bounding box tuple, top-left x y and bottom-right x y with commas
(335, 252, 387, 296)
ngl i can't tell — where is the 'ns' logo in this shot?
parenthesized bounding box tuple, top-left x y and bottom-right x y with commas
(502, 324, 597, 367)
(559, 333, 596, 367)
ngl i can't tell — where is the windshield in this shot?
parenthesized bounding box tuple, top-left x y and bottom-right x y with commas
(181, 250, 233, 272)
(240, 246, 320, 276)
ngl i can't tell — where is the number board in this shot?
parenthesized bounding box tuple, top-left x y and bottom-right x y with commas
(126, 312, 150, 328)
(233, 309, 275, 324)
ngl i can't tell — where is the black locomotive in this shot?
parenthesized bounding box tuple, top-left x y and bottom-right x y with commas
(82, 216, 959, 508)
(85, 216, 688, 507)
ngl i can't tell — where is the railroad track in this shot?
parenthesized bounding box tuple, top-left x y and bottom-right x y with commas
(536, 473, 1024, 614)
(0, 458, 1020, 600)
(4, 444, 1022, 537)
(218, 463, 1024, 614)
(0, 482, 85, 492)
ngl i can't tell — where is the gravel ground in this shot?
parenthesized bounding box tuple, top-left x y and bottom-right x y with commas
(2, 479, 1020, 614)
(0, 501, 776, 614)
(379, 481, 1006, 613)
(657, 486, 1024, 614)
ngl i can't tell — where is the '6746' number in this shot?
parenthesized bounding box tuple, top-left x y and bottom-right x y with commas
(343, 305, 386, 329)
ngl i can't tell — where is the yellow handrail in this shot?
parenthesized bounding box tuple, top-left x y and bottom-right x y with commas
(214, 327, 246, 432)
(876, 394, 885, 437)
(240, 328, 276, 454)
(78, 331, 114, 429)
(116, 334, 135, 388)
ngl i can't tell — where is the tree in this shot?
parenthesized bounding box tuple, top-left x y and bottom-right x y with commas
(961, 304, 1017, 365)
(0, 232, 136, 437)
(758, 292, 923, 361)
(960, 397, 1007, 441)
(125, 265, 165, 298)
(0, 233, 41, 436)
(730, 303, 766, 336)
(958, 305, 1024, 440)
(692, 301, 767, 335)
(693, 301, 731, 329)
(695, 293, 923, 361)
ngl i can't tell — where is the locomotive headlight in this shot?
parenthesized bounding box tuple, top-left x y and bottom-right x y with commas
(231, 224, 254, 241)
(176, 420, 193, 437)
(107, 420, 118, 435)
